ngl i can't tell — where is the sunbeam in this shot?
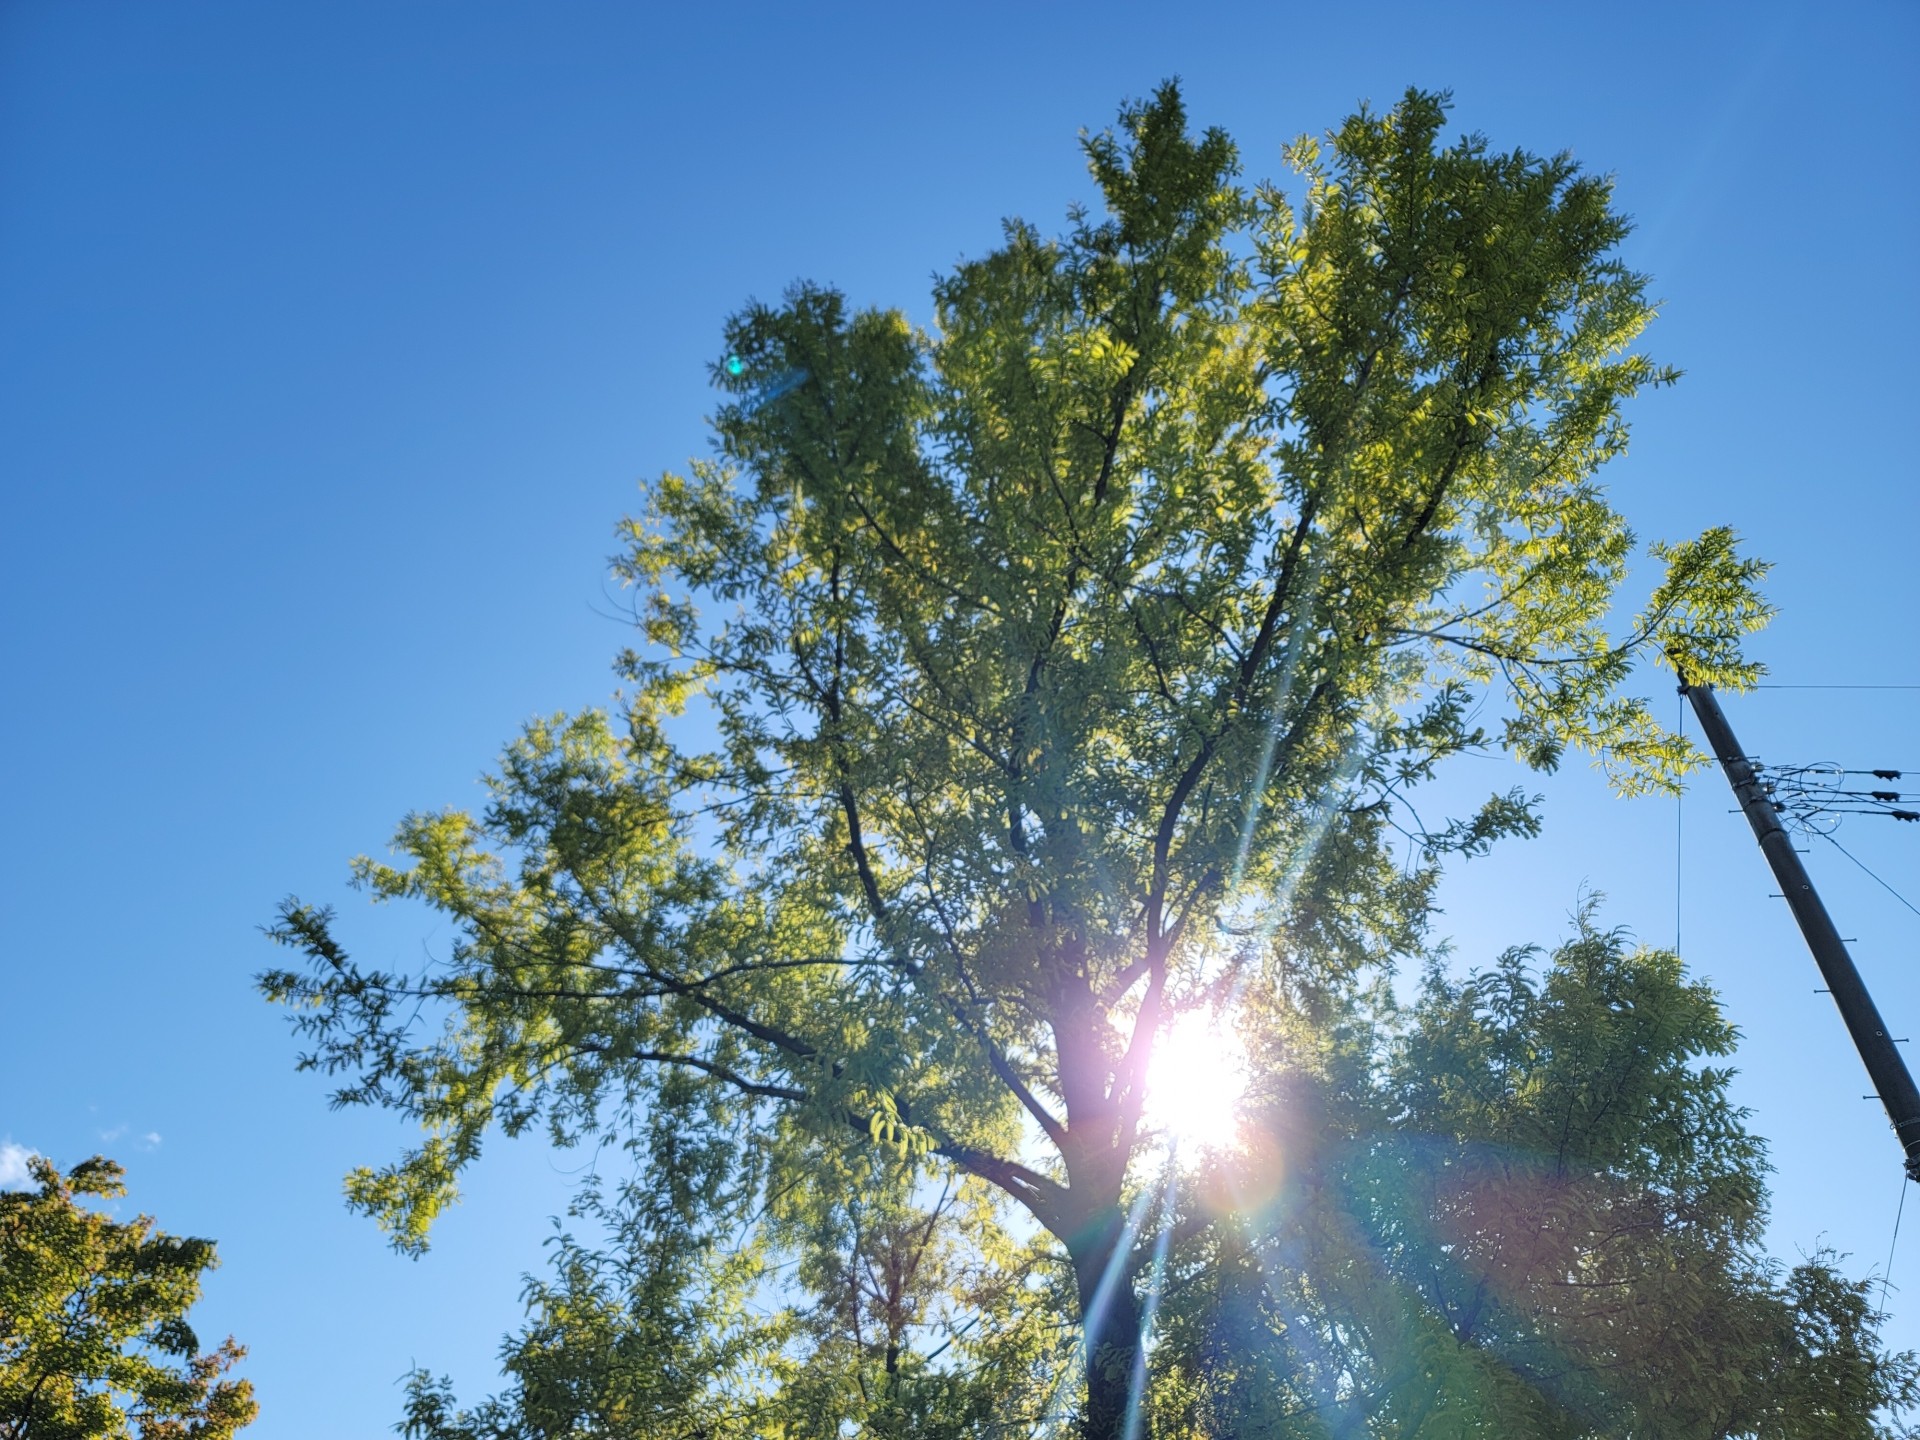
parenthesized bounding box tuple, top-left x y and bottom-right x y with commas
(1229, 551, 1329, 897)
(1076, 1182, 1157, 1365)
(1122, 1161, 1180, 1440)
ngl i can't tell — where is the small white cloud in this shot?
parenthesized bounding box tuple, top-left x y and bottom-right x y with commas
(141, 1133, 162, 1150)
(100, 1124, 127, 1143)
(0, 1141, 38, 1189)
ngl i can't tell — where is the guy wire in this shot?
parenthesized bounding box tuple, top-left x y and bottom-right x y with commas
(1676, 689, 1684, 955)
(1817, 831, 1920, 922)
(1883, 1174, 1908, 1322)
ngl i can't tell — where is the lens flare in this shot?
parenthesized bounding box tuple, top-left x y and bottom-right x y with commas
(1143, 1009, 1248, 1160)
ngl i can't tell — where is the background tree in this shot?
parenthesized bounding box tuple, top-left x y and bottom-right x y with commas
(1149, 909, 1920, 1436)
(263, 83, 1789, 1436)
(396, 1071, 791, 1440)
(0, 1155, 256, 1440)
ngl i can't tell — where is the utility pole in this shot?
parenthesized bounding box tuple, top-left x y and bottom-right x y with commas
(1681, 678, 1920, 1182)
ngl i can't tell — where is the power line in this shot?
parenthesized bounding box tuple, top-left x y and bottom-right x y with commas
(1788, 769, 1911, 777)
(1756, 764, 1920, 827)
(1754, 685, 1920, 691)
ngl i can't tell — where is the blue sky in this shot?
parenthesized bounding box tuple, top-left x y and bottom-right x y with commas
(2, 1, 1916, 1432)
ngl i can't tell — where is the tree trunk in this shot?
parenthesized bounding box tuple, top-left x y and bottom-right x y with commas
(1070, 1208, 1148, 1440)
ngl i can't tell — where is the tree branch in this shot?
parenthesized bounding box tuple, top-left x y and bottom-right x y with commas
(626, 1049, 810, 1103)
(931, 1140, 1068, 1232)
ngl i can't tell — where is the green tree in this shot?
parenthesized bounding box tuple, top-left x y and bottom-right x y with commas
(263, 83, 1804, 1436)
(0, 1156, 256, 1440)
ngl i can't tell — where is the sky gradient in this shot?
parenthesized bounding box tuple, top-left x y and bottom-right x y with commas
(3, 2, 1917, 1432)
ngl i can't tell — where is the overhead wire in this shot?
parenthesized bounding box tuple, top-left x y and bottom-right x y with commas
(1794, 806, 1920, 818)
(1755, 761, 1919, 825)
(1764, 769, 1911, 785)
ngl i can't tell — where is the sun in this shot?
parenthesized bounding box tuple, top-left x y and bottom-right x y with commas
(1142, 1008, 1249, 1160)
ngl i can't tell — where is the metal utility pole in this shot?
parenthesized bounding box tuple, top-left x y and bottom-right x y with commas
(1681, 678, 1920, 1181)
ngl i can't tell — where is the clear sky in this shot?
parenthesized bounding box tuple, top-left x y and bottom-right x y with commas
(2, 2, 1916, 1432)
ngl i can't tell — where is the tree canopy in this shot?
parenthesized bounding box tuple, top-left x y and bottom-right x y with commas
(255, 82, 1908, 1437)
(0, 1156, 256, 1440)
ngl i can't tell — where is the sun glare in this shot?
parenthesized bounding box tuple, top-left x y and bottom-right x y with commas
(1143, 1009, 1249, 1161)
